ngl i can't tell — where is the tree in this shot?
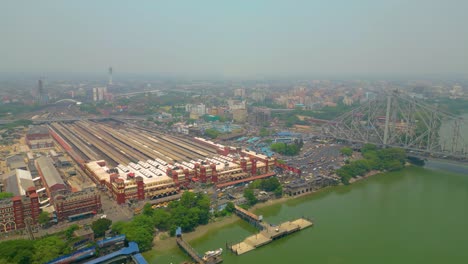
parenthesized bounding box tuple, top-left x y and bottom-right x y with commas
(244, 189, 257, 206)
(142, 203, 154, 216)
(152, 209, 171, 230)
(274, 185, 283, 197)
(32, 236, 67, 264)
(340, 147, 353, 156)
(204, 128, 220, 139)
(111, 221, 128, 234)
(225, 202, 235, 213)
(122, 224, 153, 252)
(64, 224, 79, 240)
(38, 211, 50, 226)
(362, 143, 377, 154)
(91, 218, 113, 238)
(0, 239, 35, 264)
(259, 128, 270, 137)
(270, 142, 302, 156)
(0, 192, 13, 200)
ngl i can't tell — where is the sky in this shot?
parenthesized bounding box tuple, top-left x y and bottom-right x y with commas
(1, 0, 467, 78)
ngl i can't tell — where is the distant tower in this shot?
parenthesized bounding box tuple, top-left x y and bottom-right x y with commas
(108, 67, 113, 86)
(38, 79, 44, 100)
(37, 79, 48, 105)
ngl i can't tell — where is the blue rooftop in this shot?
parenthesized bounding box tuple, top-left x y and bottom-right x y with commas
(85, 242, 141, 264)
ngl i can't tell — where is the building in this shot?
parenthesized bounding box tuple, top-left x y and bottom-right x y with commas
(249, 107, 271, 126)
(234, 88, 246, 98)
(6, 155, 28, 171)
(53, 188, 102, 222)
(284, 176, 337, 196)
(35, 156, 66, 198)
(26, 126, 50, 141)
(74, 227, 95, 241)
(83, 139, 276, 205)
(36, 79, 49, 105)
(2, 169, 36, 196)
(26, 126, 54, 149)
(84, 160, 177, 205)
(0, 187, 40, 233)
(232, 109, 247, 123)
(93, 87, 108, 101)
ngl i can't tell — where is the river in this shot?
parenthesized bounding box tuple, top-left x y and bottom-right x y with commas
(145, 166, 468, 264)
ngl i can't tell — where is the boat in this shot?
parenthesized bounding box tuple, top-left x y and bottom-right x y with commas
(202, 248, 223, 260)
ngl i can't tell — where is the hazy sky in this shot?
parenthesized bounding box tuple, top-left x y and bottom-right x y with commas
(1, 0, 467, 77)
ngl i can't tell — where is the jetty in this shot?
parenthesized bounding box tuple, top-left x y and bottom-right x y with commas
(229, 205, 313, 255)
(176, 227, 223, 264)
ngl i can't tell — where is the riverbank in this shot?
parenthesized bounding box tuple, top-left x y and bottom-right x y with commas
(146, 166, 468, 264)
(150, 214, 241, 252)
(146, 170, 385, 257)
(147, 186, 335, 255)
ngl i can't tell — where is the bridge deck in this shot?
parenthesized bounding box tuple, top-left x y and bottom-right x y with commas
(176, 237, 204, 264)
(234, 205, 260, 222)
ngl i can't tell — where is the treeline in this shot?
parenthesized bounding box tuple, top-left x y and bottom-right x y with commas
(204, 128, 221, 139)
(79, 103, 99, 115)
(244, 177, 283, 206)
(0, 224, 81, 264)
(0, 104, 43, 117)
(248, 177, 283, 197)
(0, 119, 32, 130)
(270, 139, 303, 156)
(336, 144, 406, 184)
(272, 101, 358, 127)
(111, 192, 211, 252)
(427, 98, 468, 115)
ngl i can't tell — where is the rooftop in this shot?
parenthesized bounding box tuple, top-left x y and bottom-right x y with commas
(27, 125, 49, 135)
(36, 156, 65, 188)
(6, 155, 27, 170)
(2, 169, 34, 196)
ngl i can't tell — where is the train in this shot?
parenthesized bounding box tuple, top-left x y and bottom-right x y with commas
(97, 234, 126, 248)
(46, 246, 96, 264)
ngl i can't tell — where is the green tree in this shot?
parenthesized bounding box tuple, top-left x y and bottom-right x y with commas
(270, 142, 302, 156)
(38, 211, 50, 225)
(123, 224, 153, 252)
(142, 203, 154, 216)
(64, 224, 79, 240)
(0, 192, 14, 200)
(91, 218, 113, 238)
(340, 147, 353, 156)
(259, 128, 270, 137)
(244, 189, 257, 206)
(225, 202, 235, 213)
(204, 128, 220, 139)
(111, 221, 128, 234)
(152, 209, 171, 230)
(32, 236, 67, 264)
(0, 239, 35, 264)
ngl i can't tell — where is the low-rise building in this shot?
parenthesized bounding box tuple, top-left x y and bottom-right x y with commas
(35, 156, 67, 199)
(53, 188, 102, 222)
(0, 187, 40, 233)
(26, 126, 54, 149)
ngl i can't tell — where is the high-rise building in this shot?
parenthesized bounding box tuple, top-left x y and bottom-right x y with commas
(36, 79, 49, 105)
(108, 67, 113, 86)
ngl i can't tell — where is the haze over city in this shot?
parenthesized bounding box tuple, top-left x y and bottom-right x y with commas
(2, 0, 468, 78)
(1, 2, 468, 264)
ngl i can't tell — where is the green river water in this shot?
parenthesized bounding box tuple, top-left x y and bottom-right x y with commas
(145, 166, 468, 264)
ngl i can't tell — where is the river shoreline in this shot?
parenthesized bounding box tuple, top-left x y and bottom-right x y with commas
(146, 170, 384, 256)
